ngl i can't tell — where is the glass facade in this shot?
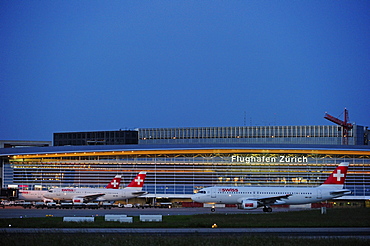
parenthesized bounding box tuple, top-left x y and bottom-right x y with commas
(53, 130, 138, 146)
(2, 146, 370, 199)
(139, 125, 366, 145)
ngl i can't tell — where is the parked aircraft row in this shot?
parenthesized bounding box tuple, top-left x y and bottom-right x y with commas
(18, 172, 147, 203)
(14, 163, 352, 212)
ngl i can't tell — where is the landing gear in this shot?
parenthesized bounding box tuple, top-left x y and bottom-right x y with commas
(211, 205, 215, 212)
(262, 206, 272, 213)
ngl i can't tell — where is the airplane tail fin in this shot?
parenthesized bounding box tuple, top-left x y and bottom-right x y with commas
(125, 171, 147, 190)
(321, 162, 349, 187)
(105, 175, 121, 189)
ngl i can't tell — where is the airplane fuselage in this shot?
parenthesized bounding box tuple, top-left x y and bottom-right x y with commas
(44, 188, 140, 202)
(192, 186, 348, 205)
(18, 190, 49, 202)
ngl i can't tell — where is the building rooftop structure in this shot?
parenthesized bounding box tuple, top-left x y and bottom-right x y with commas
(138, 124, 368, 145)
(50, 125, 369, 147)
(0, 140, 51, 149)
(53, 129, 138, 146)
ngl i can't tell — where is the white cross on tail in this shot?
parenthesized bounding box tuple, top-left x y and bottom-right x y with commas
(111, 180, 118, 187)
(333, 169, 344, 181)
(135, 177, 143, 185)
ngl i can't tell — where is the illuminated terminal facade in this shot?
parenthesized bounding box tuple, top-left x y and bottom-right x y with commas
(0, 125, 369, 203)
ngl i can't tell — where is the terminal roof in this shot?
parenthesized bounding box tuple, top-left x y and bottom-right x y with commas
(1, 143, 369, 156)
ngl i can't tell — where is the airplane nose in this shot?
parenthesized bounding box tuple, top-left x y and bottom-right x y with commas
(191, 195, 200, 202)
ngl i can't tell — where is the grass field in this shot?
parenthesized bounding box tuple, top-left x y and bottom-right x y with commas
(1, 208, 369, 246)
(1, 233, 369, 246)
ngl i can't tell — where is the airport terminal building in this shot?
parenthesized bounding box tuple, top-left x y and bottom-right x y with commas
(1, 125, 369, 204)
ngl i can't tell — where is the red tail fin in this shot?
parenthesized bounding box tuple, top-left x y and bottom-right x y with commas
(323, 162, 349, 185)
(105, 175, 121, 189)
(127, 172, 147, 188)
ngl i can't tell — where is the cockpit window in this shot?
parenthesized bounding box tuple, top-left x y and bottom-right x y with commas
(198, 190, 206, 194)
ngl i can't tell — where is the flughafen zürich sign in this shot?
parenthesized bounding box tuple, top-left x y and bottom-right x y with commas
(231, 155, 309, 164)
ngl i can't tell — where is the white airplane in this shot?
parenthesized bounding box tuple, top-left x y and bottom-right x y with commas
(43, 172, 147, 203)
(192, 162, 351, 212)
(17, 175, 122, 202)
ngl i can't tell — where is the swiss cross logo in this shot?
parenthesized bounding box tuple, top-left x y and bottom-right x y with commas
(135, 176, 143, 185)
(333, 169, 345, 182)
(111, 179, 119, 187)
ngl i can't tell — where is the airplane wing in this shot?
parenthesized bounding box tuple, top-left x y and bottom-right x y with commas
(74, 193, 106, 203)
(240, 194, 291, 206)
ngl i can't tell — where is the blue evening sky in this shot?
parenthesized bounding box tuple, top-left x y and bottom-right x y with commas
(1, 1, 369, 141)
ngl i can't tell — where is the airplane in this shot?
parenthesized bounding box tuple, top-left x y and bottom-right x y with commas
(43, 172, 147, 203)
(17, 175, 122, 202)
(191, 162, 351, 212)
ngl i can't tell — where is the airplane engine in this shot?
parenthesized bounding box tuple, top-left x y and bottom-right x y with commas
(238, 200, 258, 210)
